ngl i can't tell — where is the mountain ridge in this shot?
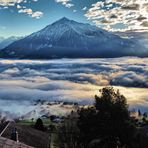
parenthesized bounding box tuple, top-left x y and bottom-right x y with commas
(0, 36, 23, 50)
(0, 17, 147, 58)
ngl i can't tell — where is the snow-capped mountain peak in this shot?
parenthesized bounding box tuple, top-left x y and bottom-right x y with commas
(0, 17, 147, 58)
(54, 17, 71, 23)
(29, 17, 110, 41)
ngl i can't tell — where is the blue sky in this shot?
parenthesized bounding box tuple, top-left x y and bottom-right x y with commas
(0, 0, 148, 37)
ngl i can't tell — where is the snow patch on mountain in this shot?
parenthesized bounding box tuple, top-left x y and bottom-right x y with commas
(0, 17, 147, 58)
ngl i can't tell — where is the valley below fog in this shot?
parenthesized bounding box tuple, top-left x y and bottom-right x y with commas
(0, 57, 148, 118)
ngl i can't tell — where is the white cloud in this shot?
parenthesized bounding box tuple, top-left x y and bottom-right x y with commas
(55, 0, 74, 8)
(18, 8, 43, 18)
(17, 4, 22, 9)
(65, 3, 74, 8)
(31, 11, 43, 19)
(0, 0, 24, 6)
(18, 8, 33, 14)
(82, 6, 87, 11)
(0, 0, 43, 19)
(85, 0, 148, 31)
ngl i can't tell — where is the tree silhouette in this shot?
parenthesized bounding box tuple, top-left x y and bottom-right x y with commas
(78, 87, 136, 148)
(34, 118, 44, 131)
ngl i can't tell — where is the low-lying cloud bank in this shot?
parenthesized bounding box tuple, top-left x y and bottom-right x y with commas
(0, 57, 148, 115)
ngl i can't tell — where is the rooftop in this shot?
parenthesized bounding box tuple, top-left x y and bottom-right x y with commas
(0, 136, 34, 148)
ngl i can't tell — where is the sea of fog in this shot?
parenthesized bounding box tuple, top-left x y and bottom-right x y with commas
(0, 57, 148, 116)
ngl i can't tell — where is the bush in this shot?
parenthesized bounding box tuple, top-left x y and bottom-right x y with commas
(34, 118, 44, 131)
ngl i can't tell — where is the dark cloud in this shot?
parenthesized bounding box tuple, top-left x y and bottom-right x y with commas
(141, 21, 148, 27)
(122, 4, 140, 10)
(136, 16, 147, 21)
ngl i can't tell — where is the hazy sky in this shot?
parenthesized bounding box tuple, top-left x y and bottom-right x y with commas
(0, 0, 148, 37)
